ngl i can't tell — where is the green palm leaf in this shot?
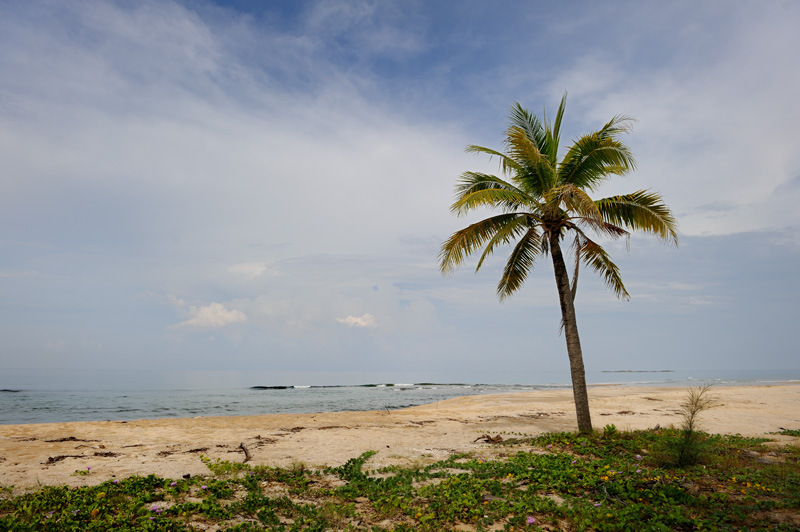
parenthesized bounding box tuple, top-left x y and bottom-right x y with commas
(465, 145, 522, 175)
(558, 115, 637, 190)
(476, 215, 533, 271)
(541, 92, 567, 163)
(508, 103, 548, 154)
(551, 184, 601, 221)
(504, 127, 556, 195)
(439, 213, 525, 274)
(576, 235, 630, 300)
(595, 190, 679, 244)
(498, 226, 542, 300)
(451, 172, 534, 215)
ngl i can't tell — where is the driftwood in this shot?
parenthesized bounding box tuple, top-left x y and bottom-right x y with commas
(474, 434, 504, 444)
(239, 442, 252, 463)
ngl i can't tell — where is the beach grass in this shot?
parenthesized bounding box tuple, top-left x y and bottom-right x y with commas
(1, 428, 798, 531)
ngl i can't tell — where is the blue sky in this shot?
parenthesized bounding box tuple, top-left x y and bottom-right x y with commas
(1, 0, 798, 385)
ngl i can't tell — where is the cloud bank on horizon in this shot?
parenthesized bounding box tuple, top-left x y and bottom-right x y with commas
(1, 0, 798, 383)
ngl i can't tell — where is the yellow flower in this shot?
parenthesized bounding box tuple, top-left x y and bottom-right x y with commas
(90, 509, 100, 518)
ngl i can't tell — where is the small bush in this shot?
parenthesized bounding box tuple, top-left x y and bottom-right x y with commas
(656, 384, 720, 467)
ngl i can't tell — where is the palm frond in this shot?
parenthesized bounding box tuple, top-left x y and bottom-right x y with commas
(465, 144, 521, 175)
(508, 103, 547, 152)
(542, 92, 567, 165)
(577, 237, 630, 300)
(569, 216, 630, 241)
(451, 172, 533, 215)
(551, 184, 601, 220)
(595, 190, 679, 245)
(597, 114, 636, 137)
(439, 213, 525, 275)
(558, 115, 637, 190)
(475, 215, 533, 271)
(504, 127, 548, 167)
(497, 226, 542, 300)
(504, 127, 556, 196)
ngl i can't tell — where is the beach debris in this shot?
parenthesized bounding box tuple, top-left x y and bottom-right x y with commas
(45, 436, 99, 443)
(185, 447, 208, 454)
(43, 455, 84, 464)
(474, 434, 504, 444)
(520, 412, 551, 419)
(239, 442, 252, 463)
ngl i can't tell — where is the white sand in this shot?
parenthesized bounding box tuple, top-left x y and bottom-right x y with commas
(1, 385, 798, 490)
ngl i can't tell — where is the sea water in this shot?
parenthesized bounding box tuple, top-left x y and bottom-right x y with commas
(1, 367, 797, 425)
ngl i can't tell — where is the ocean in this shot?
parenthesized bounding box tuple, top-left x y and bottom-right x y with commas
(1, 367, 798, 425)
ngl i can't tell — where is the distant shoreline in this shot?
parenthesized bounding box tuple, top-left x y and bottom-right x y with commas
(5, 377, 800, 426)
(249, 383, 470, 390)
(601, 370, 674, 373)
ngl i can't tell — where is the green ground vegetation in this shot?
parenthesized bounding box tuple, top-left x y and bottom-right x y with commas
(1, 428, 798, 531)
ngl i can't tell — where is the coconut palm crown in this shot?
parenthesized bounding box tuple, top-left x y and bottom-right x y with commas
(439, 94, 678, 433)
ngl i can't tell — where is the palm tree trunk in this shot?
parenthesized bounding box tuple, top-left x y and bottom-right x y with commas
(549, 231, 593, 433)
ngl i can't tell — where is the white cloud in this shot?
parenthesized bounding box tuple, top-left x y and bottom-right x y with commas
(228, 262, 270, 279)
(176, 302, 247, 329)
(168, 294, 187, 307)
(336, 313, 377, 328)
(548, 4, 800, 237)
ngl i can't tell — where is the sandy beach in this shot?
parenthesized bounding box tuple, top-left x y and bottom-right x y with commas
(1, 385, 798, 491)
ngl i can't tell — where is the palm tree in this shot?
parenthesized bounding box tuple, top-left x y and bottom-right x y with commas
(439, 94, 678, 433)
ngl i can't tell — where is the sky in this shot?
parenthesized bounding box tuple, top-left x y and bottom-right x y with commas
(1, 0, 799, 386)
